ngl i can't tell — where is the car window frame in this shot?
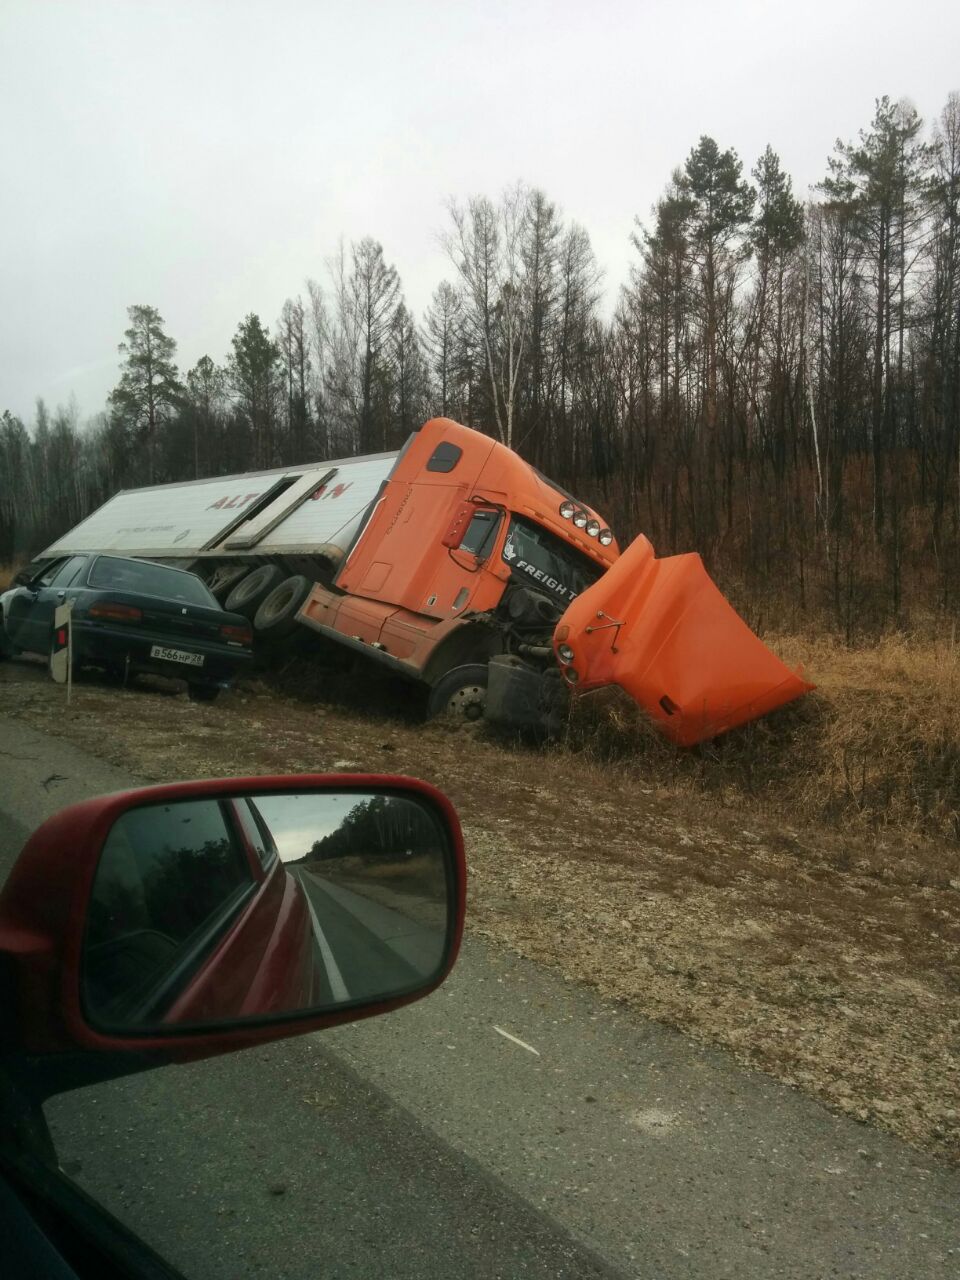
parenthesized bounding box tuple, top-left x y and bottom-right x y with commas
(458, 509, 502, 561)
(82, 799, 260, 1029)
(231, 798, 280, 875)
(35, 559, 68, 588)
(49, 555, 88, 589)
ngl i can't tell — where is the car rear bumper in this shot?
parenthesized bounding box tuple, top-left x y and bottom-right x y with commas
(72, 622, 253, 686)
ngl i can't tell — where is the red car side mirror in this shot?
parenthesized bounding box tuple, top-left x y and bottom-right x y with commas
(0, 774, 465, 1096)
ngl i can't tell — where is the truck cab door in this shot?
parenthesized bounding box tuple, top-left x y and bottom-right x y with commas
(430, 505, 504, 617)
(339, 482, 506, 624)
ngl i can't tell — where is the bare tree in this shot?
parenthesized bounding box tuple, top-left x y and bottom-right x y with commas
(278, 296, 312, 462)
(444, 185, 531, 447)
(423, 280, 463, 416)
(184, 356, 227, 477)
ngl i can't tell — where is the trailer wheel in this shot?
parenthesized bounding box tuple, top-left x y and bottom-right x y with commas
(254, 575, 312, 640)
(427, 663, 489, 723)
(209, 564, 249, 603)
(224, 565, 285, 618)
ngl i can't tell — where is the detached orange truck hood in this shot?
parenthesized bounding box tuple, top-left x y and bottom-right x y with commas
(556, 535, 813, 746)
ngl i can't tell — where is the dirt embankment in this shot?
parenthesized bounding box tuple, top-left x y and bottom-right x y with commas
(1, 654, 958, 1164)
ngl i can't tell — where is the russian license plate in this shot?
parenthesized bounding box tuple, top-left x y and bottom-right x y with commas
(150, 644, 204, 667)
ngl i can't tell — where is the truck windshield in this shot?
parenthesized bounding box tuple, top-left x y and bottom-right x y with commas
(501, 517, 603, 604)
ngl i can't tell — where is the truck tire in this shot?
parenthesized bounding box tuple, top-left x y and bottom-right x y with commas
(254, 575, 312, 640)
(208, 564, 249, 603)
(427, 663, 489, 723)
(224, 565, 285, 618)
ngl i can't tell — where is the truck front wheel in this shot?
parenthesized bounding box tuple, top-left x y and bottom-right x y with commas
(427, 663, 489, 723)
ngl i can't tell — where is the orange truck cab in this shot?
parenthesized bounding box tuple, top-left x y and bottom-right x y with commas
(296, 418, 812, 744)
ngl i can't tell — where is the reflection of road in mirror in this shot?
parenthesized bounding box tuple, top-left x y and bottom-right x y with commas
(255, 790, 449, 1000)
(290, 863, 444, 1004)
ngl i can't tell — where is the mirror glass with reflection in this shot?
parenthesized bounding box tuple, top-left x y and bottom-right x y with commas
(82, 790, 453, 1032)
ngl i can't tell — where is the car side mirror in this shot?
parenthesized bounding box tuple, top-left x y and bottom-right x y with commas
(0, 775, 465, 1091)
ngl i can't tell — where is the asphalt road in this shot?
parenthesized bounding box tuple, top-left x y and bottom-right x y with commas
(1, 711, 958, 1278)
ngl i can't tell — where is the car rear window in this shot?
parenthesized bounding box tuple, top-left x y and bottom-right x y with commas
(88, 557, 215, 606)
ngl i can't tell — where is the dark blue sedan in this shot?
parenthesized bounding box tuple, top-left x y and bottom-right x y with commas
(0, 554, 253, 701)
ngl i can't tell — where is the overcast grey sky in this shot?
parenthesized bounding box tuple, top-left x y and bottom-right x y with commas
(2, 0, 958, 426)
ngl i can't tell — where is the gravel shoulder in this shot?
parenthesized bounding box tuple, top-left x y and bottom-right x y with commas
(2, 657, 957, 1163)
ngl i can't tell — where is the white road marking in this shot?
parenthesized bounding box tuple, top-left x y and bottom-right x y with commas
(493, 1025, 541, 1056)
(295, 869, 350, 1002)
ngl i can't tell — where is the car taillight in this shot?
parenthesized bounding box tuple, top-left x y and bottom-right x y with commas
(220, 623, 253, 646)
(88, 603, 143, 624)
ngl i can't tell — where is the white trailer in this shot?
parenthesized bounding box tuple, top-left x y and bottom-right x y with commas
(42, 452, 398, 563)
(38, 449, 399, 635)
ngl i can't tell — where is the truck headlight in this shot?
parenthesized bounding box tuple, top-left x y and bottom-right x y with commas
(599, 528, 614, 546)
(557, 643, 574, 664)
(586, 519, 600, 537)
(559, 500, 576, 519)
(572, 510, 588, 529)
(563, 667, 579, 684)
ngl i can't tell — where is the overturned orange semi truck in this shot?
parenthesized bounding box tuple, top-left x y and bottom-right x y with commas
(37, 418, 812, 743)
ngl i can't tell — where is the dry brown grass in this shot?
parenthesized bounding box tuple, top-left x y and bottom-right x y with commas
(557, 631, 960, 857)
(775, 632, 960, 839)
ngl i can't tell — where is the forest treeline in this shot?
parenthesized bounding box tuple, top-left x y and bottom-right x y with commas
(2, 93, 959, 637)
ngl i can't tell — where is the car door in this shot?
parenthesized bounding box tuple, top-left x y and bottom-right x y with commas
(9, 556, 88, 656)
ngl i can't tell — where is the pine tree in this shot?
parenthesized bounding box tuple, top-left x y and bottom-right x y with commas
(228, 315, 281, 469)
(107, 305, 182, 483)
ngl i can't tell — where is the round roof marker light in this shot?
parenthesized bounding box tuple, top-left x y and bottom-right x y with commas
(586, 519, 601, 538)
(557, 643, 575, 664)
(559, 500, 576, 520)
(598, 528, 614, 546)
(572, 509, 588, 529)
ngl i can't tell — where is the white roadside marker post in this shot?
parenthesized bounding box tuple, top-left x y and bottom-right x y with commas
(51, 602, 73, 704)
